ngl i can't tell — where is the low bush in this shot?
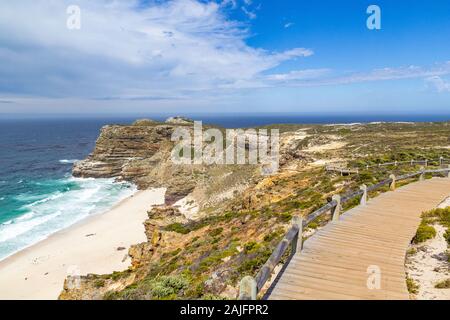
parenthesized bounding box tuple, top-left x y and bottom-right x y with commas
(150, 275, 189, 299)
(435, 279, 450, 289)
(413, 223, 436, 244)
(406, 277, 419, 294)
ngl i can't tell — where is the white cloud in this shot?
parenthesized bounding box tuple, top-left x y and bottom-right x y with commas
(266, 69, 331, 81)
(241, 6, 256, 19)
(220, 0, 237, 9)
(0, 0, 310, 100)
(1, 0, 448, 110)
(333, 64, 450, 84)
(284, 22, 294, 29)
(425, 76, 450, 92)
(263, 62, 450, 88)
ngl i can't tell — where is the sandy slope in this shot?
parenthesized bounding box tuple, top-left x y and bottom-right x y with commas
(405, 196, 450, 300)
(0, 188, 165, 300)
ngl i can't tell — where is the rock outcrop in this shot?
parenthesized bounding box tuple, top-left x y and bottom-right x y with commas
(73, 121, 174, 179)
(73, 120, 199, 203)
(72, 119, 266, 209)
(165, 116, 194, 125)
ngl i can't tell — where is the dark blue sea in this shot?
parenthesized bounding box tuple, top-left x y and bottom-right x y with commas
(0, 118, 137, 260)
(0, 113, 449, 260)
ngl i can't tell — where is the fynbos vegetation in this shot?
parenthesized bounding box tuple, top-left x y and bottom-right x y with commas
(61, 120, 450, 300)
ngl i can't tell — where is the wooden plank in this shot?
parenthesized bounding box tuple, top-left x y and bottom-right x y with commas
(274, 273, 408, 299)
(292, 251, 406, 273)
(267, 177, 450, 300)
(276, 264, 407, 289)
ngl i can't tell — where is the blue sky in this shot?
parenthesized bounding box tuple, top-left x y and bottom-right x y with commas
(0, 0, 449, 115)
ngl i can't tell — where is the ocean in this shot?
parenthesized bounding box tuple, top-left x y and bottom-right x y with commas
(0, 113, 449, 261)
(0, 119, 137, 261)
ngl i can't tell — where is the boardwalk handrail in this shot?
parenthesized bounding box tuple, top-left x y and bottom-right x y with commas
(325, 157, 450, 175)
(364, 159, 428, 169)
(238, 165, 450, 300)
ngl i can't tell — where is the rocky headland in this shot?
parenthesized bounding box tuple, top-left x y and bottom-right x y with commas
(61, 120, 450, 300)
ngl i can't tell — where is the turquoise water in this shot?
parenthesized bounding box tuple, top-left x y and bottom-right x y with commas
(0, 119, 136, 261)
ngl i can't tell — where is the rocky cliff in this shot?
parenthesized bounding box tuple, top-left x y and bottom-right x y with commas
(73, 120, 204, 204)
(72, 118, 314, 208)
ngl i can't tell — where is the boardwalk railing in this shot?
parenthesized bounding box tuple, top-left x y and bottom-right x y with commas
(238, 165, 450, 300)
(325, 157, 450, 175)
(325, 165, 359, 175)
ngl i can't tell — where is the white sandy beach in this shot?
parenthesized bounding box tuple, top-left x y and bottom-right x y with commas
(0, 188, 165, 300)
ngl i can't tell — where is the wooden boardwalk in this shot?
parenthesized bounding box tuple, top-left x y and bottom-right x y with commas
(268, 178, 450, 300)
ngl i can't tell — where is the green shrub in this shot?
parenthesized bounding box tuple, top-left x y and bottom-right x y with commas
(443, 229, 450, 245)
(435, 279, 450, 289)
(278, 212, 292, 222)
(170, 248, 182, 256)
(103, 291, 120, 300)
(307, 221, 319, 230)
(416, 207, 450, 244)
(243, 241, 260, 253)
(94, 279, 105, 288)
(110, 270, 130, 281)
(338, 128, 352, 135)
(263, 228, 284, 242)
(150, 275, 189, 299)
(413, 223, 436, 244)
(422, 207, 450, 227)
(406, 277, 419, 294)
(358, 172, 374, 183)
(209, 227, 223, 237)
(164, 223, 190, 234)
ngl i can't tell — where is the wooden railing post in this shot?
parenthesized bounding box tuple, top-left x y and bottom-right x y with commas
(291, 216, 303, 253)
(419, 166, 425, 181)
(425, 159, 428, 167)
(244, 166, 450, 300)
(389, 174, 396, 191)
(360, 184, 368, 205)
(239, 276, 257, 300)
(331, 195, 341, 221)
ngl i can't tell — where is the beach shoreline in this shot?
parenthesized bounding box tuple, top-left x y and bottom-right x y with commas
(0, 188, 166, 300)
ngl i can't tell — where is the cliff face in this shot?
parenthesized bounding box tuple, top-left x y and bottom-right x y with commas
(73, 121, 201, 204)
(72, 119, 312, 207)
(73, 124, 173, 178)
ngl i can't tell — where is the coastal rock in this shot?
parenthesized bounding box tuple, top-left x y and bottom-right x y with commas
(72, 159, 121, 178)
(165, 116, 194, 125)
(71, 119, 264, 209)
(128, 243, 154, 269)
(132, 118, 158, 126)
(72, 122, 198, 202)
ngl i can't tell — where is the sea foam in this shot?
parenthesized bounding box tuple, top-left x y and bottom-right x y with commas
(59, 159, 79, 164)
(0, 177, 136, 261)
